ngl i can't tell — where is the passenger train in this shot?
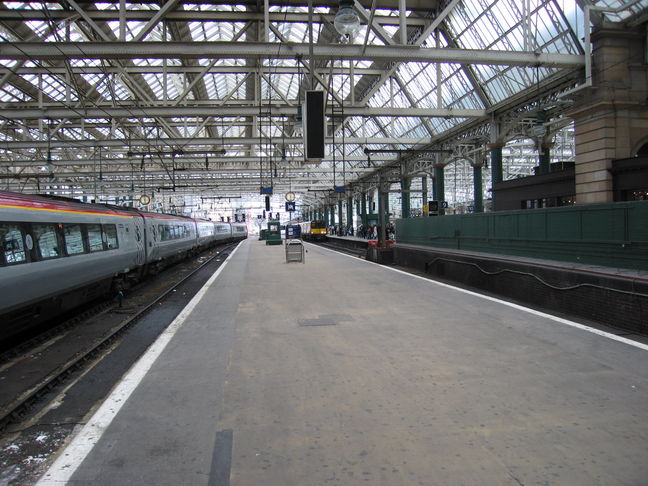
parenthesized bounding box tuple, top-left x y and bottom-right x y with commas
(299, 219, 327, 241)
(0, 191, 247, 341)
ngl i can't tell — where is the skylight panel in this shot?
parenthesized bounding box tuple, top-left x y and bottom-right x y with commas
(596, 0, 648, 21)
(95, 3, 116, 10)
(71, 59, 103, 67)
(0, 60, 19, 68)
(0, 84, 29, 102)
(394, 117, 429, 139)
(106, 20, 148, 41)
(24, 73, 77, 102)
(202, 74, 218, 99)
(348, 116, 381, 139)
(24, 20, 52, 39)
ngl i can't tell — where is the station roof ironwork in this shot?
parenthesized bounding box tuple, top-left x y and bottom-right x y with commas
(0, 0, 646, 214)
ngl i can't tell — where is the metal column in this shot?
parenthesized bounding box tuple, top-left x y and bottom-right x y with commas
(401, 176, 411, 219)
(489, 142, 503, 211)
(361, 192, 367, 225)
(434, 164, 445, 215)
(347, 196, 354, 233)
(473, 163, 484, 213)
(539, 142, 551, 174)
(377, 178, 386, 245)
(422, 175, 428, 217)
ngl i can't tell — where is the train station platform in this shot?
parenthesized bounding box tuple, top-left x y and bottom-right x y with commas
(38, 238, 648, 485)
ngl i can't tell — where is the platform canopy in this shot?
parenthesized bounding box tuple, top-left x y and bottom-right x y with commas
(0, 0, 646, 214)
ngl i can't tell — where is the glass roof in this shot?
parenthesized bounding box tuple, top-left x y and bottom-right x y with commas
(0, 0, 644, 210)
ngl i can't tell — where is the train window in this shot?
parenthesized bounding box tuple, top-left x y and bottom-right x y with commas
(1, 223, 27, 264)
(86, 224, 104, 252)
(159, 224, 169, 241)
(32, 223, 61, 260)
(104, 224, 118, 249)
(63, 224, 85, 255)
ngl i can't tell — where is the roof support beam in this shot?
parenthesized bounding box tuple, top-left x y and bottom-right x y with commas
(0, 105, 486, 119)
(0, 42, 585, 67)
(0, 9, 430, 25)
(133, 0, 181, 41)
(1, 136, 435, 149)
(64, 0, 112, 42)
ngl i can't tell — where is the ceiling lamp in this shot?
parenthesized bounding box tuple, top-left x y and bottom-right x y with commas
(334, 0, 360, 39)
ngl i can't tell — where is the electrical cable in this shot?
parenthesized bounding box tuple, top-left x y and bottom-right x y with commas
(423, 256, 648, 298)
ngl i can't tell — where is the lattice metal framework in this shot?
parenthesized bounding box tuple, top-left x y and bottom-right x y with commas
(0, 0, 645, 217)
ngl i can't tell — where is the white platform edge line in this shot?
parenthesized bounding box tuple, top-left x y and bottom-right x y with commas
(309, 242, 648, 352)
(35, 240, 246, 486)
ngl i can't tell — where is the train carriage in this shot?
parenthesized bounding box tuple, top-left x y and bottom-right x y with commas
(214, 222, 233, 243)
(230, 222, 248, 241)
(300, 219, 327, 241)
(0, 190, 249, 341)
(195, 219, 217, 250)
(0, 191, 145, 337)
(141, 212, 197, 267)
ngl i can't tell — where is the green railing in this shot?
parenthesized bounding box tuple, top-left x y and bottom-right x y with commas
(395, 201, 648, 271)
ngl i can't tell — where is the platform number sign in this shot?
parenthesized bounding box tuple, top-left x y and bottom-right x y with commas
(285, 201, 296, 212)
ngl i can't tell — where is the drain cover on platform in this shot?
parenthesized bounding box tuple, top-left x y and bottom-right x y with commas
(298, 314, 354, 327)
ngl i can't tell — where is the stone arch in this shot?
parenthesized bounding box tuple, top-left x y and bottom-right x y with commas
(633, 138, 648, 157)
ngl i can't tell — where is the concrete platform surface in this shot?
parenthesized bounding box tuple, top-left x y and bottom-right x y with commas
(39, 239, 648, 485)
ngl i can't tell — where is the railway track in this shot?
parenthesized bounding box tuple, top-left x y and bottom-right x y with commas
(0, 242, 238, 432)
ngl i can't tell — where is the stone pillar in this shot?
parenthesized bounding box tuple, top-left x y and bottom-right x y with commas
(330, 205, 335, 227)
(434, 164, 445, 215)
(568, 22, 648, 204)
(473, 162, 484, 213)
(401, 176, 411, 218)
(338, 200, 343, 228)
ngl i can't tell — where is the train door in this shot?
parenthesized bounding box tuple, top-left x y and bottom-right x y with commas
(133, 216, 146, 265)
(146, 218, 159, 261)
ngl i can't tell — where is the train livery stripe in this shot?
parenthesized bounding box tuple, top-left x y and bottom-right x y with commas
(0, 203, 136, 218)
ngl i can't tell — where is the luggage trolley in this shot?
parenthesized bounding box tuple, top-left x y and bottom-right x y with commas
(285, 224, 305, 263)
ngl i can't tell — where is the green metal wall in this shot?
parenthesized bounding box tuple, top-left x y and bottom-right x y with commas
(395, 202, 648, 270)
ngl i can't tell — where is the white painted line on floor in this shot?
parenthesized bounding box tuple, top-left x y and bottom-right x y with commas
(310, 242, 648, 352)
(35, 241, 245, 486)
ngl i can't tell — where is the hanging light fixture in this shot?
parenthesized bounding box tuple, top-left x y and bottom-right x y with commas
(281, 119, 288, 164)
(334, 0, 360, 40)
(532, 109, 547, 138)
(294, 105, 303, 136)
